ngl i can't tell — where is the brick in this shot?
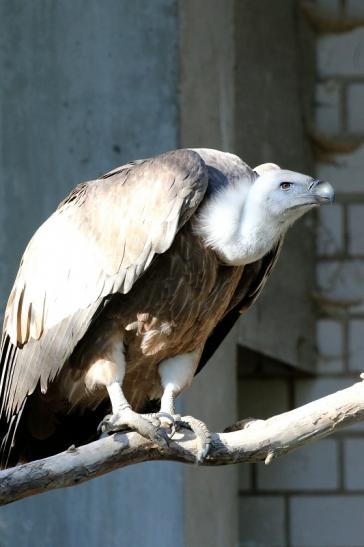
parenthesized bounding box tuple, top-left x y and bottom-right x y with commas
(315, 81, 341, 134)
(290, 496, 364, 546)
(295, 377, 353, 407)
(317, 145, 364, 193)
(257, 439, 338, 491)
(316, 319, 344, 373)
(317, 204, 344, 256)
(344, 439, 364, 490)
(317, 29, 364, 77)
(346, 0, 364, 18)
(347, 84, 364, 133)
(316, 259, 364, 312)
(348, 319, 364, 372)
(239, 496, 285, 547)
(317, 319, 343, 357)
(238, 379, 290, 419)
(348, 205, 364, 254)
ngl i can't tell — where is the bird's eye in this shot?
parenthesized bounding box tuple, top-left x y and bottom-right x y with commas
(280, 182, 292, 190)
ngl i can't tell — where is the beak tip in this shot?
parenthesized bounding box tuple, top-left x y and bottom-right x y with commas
(313, 180, 335, 205)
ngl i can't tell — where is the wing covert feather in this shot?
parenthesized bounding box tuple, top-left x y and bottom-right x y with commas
(1, 149, 208, 417)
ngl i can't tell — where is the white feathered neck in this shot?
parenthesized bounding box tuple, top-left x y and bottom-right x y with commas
(195, 176, 286, 266)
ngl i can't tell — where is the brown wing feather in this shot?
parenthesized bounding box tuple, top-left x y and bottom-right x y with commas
(0, 149, 208, 426)
(196, 240, 283, 375)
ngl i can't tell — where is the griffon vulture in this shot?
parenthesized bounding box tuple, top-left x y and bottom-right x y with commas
(0, 148, 334, 467)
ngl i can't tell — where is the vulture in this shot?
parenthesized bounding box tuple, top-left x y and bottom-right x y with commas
(0, 148, 334, 467)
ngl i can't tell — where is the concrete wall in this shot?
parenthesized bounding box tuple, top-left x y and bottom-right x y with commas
(0, 2, 345, 546)
(238, 2, 364, 546)
(235, 0, 317, 372)
(0, 2, 184, 547)
(179, 3, 238, 546)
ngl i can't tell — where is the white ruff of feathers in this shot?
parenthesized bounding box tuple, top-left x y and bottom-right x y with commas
(195, 178, 289, 266)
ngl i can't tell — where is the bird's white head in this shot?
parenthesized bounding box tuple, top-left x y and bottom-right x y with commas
(251, 162, 334, 227)
(197, 162, 334, 266)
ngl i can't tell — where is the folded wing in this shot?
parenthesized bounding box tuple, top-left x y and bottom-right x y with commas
(0, 149, 208, 425)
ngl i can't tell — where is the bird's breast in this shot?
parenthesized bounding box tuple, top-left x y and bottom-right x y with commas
(117, 225, 244, 368)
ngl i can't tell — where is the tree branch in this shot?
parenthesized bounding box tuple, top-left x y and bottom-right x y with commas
(1, 375, 364, 506)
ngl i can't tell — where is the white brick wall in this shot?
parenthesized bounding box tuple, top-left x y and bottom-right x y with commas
(343, 438, 364, 489)
(317, 28, 364, 76)
(347, 84, 364, 133)
(315, 81, 341, 134)
(290, 496, 364, 547)
(257, 441, 338, 491)
(348, 204, 364, 254)
(317, 204, 344, 256)
(239, 497, 286, 547)
(238, 2, 364, 546)
(348, 319, 364, 371)
(316, 259, 364, 311)
(316, 319, 344, 373)
(317, 146, 364, 193)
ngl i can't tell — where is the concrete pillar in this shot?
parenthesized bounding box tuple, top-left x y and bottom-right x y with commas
(0, 2, 184, 546)
(235, 0, 317, 372)
(179, 2, 238, 547)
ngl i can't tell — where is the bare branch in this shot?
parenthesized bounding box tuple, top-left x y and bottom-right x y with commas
(1, 376, 364, 506)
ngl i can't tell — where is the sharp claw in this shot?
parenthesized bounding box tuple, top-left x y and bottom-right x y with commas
(176, 416, 211, 463)
(198, 440, 211, 463)
(97, 416, 110, 433)
(97, 410, 171, 449)
(154, 427, 170, 446)
(170, 423, 176, 438)
(155, 412, 176, 438)
(155, 411, 175, 424)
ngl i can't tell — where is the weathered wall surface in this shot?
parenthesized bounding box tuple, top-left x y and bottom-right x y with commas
(0, 0, 178, 314)
(238, 2, 364, 546)
(0, 2, 184, 547)
(235, 0, 317, 372)
(0, 1, 337, 546)
(179, 3, 238, 546)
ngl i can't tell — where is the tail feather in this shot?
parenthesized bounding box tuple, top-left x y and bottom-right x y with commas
(0, 388, 109, 469)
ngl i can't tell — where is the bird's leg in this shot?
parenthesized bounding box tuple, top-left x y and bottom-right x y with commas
(86, 341, 168, 445)
(100, 381, 168, 445)
(156, 352, 211, 462)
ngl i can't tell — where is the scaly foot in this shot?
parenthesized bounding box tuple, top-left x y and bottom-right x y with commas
(156, 413, 211, 463)
(98, 408, 169, 445)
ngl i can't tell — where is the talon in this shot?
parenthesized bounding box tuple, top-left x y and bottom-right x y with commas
(97, 414, 113, 434)
(155, 412, 175, 437)
(177, 415, 211, 463)
(156, 411, 175, 426)
(154, 427, 170, 446)
(97, 409, 170, 449)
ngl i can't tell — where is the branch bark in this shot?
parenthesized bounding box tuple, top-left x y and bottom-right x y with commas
(1, 375, 364, 506)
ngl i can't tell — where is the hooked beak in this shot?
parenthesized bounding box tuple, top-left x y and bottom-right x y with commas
(310, 179, 335, 204)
